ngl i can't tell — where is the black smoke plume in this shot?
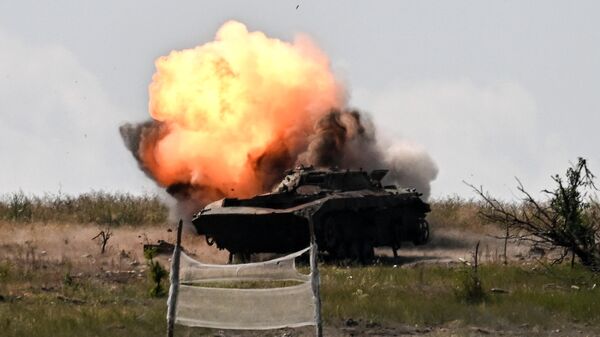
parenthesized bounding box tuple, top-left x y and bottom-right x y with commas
(120, 108, 438, 217)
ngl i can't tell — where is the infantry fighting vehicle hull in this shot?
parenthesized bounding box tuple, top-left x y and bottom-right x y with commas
(192, 167, 430, 261)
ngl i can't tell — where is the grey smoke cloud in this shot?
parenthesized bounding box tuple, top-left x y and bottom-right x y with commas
(298, 109, 438, 198)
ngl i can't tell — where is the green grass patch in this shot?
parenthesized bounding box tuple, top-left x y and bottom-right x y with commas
(320, 263, 600, 328)
(1, 260, 600, 336)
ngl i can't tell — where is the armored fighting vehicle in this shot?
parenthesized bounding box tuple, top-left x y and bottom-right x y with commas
(192, 166, 430, 262)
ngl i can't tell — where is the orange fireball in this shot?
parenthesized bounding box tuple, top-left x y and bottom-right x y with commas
(144, 21, 344, 197)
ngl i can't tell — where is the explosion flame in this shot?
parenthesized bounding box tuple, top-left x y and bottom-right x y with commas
(120, 21, 438, 214)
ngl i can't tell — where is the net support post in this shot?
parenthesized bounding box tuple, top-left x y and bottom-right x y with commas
(308, 215, 323, 337)
(167, 219, 183, 337)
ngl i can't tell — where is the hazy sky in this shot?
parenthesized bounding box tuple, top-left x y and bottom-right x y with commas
(1, 1, 599, 199)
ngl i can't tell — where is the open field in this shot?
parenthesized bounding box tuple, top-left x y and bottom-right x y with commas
(2, 223, 600, 336)
(1, 195, 600, 336)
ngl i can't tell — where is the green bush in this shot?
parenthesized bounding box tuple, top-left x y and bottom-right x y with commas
(144, 247, 168, 297)
(455, 265, 486, 304)
(63, 272, 74, 288)
(6, 191, 33, 222)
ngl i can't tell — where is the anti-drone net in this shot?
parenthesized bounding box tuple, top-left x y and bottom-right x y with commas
(169, 247, 317, 330)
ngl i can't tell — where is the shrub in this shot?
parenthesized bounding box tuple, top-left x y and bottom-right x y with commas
(455, 265, 486, 304)
(144, 247, 168, 297)
(471, 158, 600, 271)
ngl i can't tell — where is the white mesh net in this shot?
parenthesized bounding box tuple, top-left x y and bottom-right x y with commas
(169, 246, 317, 330)
(175, 282, 315, 329)
(179, 247, 311, 283)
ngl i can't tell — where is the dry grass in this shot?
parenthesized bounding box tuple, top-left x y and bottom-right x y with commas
(428, 196, 496, 233)
(1, 192, 494, 230)
(0, 191, 168, 226)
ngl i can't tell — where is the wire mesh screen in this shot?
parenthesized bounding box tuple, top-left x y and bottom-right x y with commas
(169, 246, 317, 330)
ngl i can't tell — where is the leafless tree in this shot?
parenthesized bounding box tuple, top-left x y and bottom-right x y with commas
(92, 227, 113, 254)
(468, 158, 600, 270)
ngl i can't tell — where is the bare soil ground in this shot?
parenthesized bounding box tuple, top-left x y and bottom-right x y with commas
(0, 221, 533, 283)
(195, 321, 596, 337)
(0, 221, 228, 264)
(377, 226, 537, 266)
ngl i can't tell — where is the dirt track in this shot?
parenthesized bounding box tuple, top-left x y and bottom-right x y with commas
(0, 222, 228, 267)
(377, 226, 536, 266)
(0, 221, 535, 270)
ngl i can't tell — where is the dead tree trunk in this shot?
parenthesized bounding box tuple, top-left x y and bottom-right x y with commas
(92, 228, 113, 254)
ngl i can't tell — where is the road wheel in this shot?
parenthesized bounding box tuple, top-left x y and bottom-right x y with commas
(347, 240, 361, 261)
(359, 239, 375, 263)
(412, 219, 430, 245)
(327, 238, 347, 260)
(323, 216, 339, 253)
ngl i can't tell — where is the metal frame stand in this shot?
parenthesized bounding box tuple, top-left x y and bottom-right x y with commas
(166, 220, 183, 337)
(308, 215, 324, 337)
(165, 216, 323, 336)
